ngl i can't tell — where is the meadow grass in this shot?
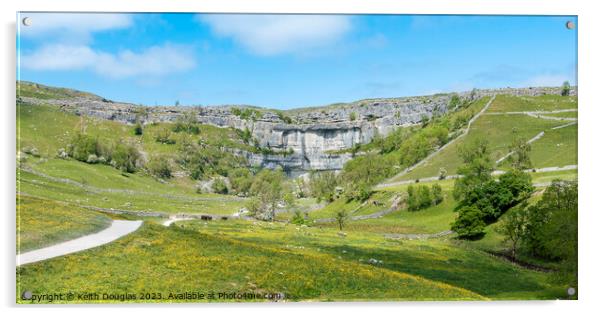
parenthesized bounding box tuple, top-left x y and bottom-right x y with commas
(17, 222, 485, 303)
(18, 169, 247, 216)
(17, 195, 111, 253)
(543, 111, 578, 119)
(529, 124, 577, 168)
(396, 98, 575, 180)
(179, 220, 564, 300)
(487, 95, 577, 112)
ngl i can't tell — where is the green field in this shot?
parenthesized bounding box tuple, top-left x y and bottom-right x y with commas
(16, 83, 577, 302)
(17, 222, 487, 303)
(391, 95, 577, 181)
(17, 219, 569, 303)
(17, 196, 111, 253)
(487, 94, 577, 112)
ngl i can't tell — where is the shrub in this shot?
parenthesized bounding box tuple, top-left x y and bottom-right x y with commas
(212, 178, 229, 194)
(133, 123, 143, 135)
(309, 171, 339, 203)
(276, 111, 293, 124)
(110, 142, 142, 173)
(155, 127, 176, 144)
(452, 206, 486, 239)
(432, 183, 444, 205)
(147, 155, 172, 179)
(228, 168, 253, 195)
(561, 81, 571, 96)
(418, 185, 432, 209)
(67, 133, 100, 162)
(173, 111, 200, 134)
(349, 112, 357, 121)
(291, 209, 308, 225)
(407, 185, 419, 211)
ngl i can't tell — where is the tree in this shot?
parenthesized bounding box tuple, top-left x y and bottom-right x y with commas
(335, 209, 349, 231)
(406, 185, 419, 211)
(523, 180, 577, 285)
(496, 203, 529, 259)
(507, 130, 532, 170)
(455, 170, 532, 222)
(418, 185, 432, 209)
(449, 94, 461, 109)
(561, 81, 571, 96)
(342, 152, 393, 201)
(309, 171, 339, 202)
(452, 206, 486, 239)
(249, 168, 287, 221)
(453, 138, 494, 201)
(431, 183, 444, 205)
(228, 168, 253, 195)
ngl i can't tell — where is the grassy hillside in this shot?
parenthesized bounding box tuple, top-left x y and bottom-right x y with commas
(487, 94, 577, 112)
(15, 83, 577, 302)
(392, 95, 577, 181)
(17, 196, 111, 253)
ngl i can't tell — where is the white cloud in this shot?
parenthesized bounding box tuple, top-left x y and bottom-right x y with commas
(197, 14, 352, 56)
(19, 13, 133, 44)
(21, 44, 196, 79)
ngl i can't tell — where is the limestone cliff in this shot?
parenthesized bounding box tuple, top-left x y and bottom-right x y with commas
(18, 82, 576, 173)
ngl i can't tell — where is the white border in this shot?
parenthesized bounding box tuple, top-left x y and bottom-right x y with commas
(2, 1, 600, 316)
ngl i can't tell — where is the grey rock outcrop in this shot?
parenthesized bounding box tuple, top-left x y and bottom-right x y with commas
(19, 85, 576, 173)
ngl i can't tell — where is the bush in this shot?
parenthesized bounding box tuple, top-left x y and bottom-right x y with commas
(432, 183, 444, 205)
(452, 206, 486, 239)
(561, 81, 571, 96)
(155, 127, 176, 144)
(68, 133, 100, 162)
(147, 155, 172, 179)
(110, 142, 142, 173)
(173, 111, 200, 134)
(212, 178, 229, 194)
(291, 209, 308, 225)
(133, 123, 143, 135)
(418, 185, 432, 209)
(228, 168, 253, 195)
(407, 185, 419, 211)
(349, 112, 357, 121)
(309, 171, 339, 202)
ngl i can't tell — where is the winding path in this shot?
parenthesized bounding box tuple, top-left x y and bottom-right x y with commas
(17, 220, 142, 266)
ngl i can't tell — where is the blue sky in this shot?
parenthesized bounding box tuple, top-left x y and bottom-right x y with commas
(17, 13, 577, 109)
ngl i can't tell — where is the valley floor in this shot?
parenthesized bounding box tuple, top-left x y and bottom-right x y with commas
(16, 92, 578, 303)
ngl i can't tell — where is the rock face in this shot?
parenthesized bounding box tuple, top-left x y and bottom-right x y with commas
(19, 83, 577, 174)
